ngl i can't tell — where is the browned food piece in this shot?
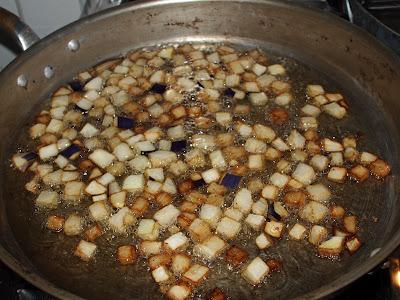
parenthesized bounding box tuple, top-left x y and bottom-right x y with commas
(284, 191, 306, 207)
(130, 197, 149, 217)
(188, 218, 212, 243)
(343, 216, 357, 234)
(230, 165, 249, 176)
(195, 117, 214, 129)
(206, 288, 226, 300)
(158, 114, 173, 127)
(225, 245, 249, 267)
(136, 111, 150, 123)
(318, 237, 345, 257)
(84, 224, 103, 242)
(207, 182, 227, 195)
(223, 146, 247, 162)
(346, 237, 362, 254)
(247, 178, 264, 194)
(171, 105, 187, 120)
(242, 72, 257, 82)
(46, 215, 65, 232)
(216, 133, 234, 148)
(180, 201, 198, 213)
(134, 124, 146, 134)
(186, 191, 207, 205)
(148, 253, 172, 270)
(306, 141, 321, 155)
(177, 212, 196, 229)
(79, 159, 94, 173)
(187, 106, 203, 118)
(349, 165, 369, 182)
(39, 133, 58, 146)
(70, 91, 83, 104)
(128, 86, 144, 97)
(271, 80, 291, 94)
(123, 102, 141, 116)
(117, 245, 137, 265)
(178, 179, 194, 194)
(266, 259, 283, 272)
(331, 205, 345, 220)
(36, 112, 51, 125)
(156, 192, 173, 207)
(369, 159, 391, 178)
(304, 129, 319, 141)
(269, 108, 289, 125)
(206, 194, 225, 207)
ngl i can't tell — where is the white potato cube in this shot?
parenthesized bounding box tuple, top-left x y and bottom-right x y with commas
(209, 150, 227, 170)
(306, 84, 324, 97)
(245, 214, 266, 231)
(233, 188, 253, 214)
(88, 201, 109, 221)
(242, 257, 269, 285)
(183, 264, 209, 284)
(64, 214, 83, 236)
(306, 184, 331, 202)
(89, 149, 115, 168)
(327, 167, 347, 183)
(171, 254, 191, 274)
(113, 143, 134, 161)
(289, 223, 307, 240)
(148, 150, 177, 167)
(215, 112, 232, 127)
(264, 221, 284, 238)
(154, 204, 180, 227)
(137, 219, 160, 240)
(253, 124, 276, 142)
(249, 92, 268, 106)
(308, 225, 328, 245)
(299, 201, 328, 223)
(201, 168, 220, 184)
(164, 232, 189, 251)
(75, 240, 97, 261)
(224, 208, 243, 222)
(245, 138, 267, 154)
(309, 154, 329, 171)
(248, 154, 264, 170)
(323, 102, 346, 119)
(35, 190, 58, 208)
(194, 235, 226, 261)
(252, 199, 268, 215)
(271, 138, 289, 151)
(167, 125, 186, 140)
(292, 163, 316, 185)
(85, 180, 107, 195)
(216, 217, 241, 240)
(39, 144, 59, 160)
(255, 233, 273, 250)
(322, 138, 344, 152)
(152, 266, 170, 283)
(318, 236, 345, 257)
(301, 104, 321, 117)
(122, 175, 145, 192)
(167, 285, 191, 300)
(360, 151, 378, 165)
(261, 185, 279, 200)
(269, 173, 290, 189)
(199, 204, 222, 228)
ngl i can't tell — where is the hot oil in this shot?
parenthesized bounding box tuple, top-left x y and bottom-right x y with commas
(4, 43, 391, 299)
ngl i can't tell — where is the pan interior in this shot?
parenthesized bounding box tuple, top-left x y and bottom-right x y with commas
(2, 36, 398, 300)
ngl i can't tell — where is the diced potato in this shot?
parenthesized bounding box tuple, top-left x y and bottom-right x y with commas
(331, 205, 345, 219)
(188, 218, 212, 243)
(308, 225, 328, 245)
(117, 245, 137, 265)
(287, 130, 306, 150)
(74, 240, 97, 262)
(330, 152, 344, 166)
(109, 207, 135, 233)
(148, 253, 172, 270)
(130, 197, 149, 217)
(89, 149, 115, 168)
(252, 199, 268, 215)
(261, 184, 279, 200)
(306, 84, 325, 97)
(64, 214, 83, 236)
(137, 219, 160, 240)
(369, 159, 391, 178)
(349, 165, 369, 182)
(344, 215, 357, 234)
(171, 253, 191, 275)
(183, 264, 209, 285)
(289, 223, 307, 240)
(167, 284, 192, 300)
(225, 245, 248, 267)
(255, 233, 273, 250)
(140, 241, 163, 257)
(185, 148, 206, 168)
(216, 217, 241, 240)
(110, 191, 126, 208)
(253, 124, 276, 142)
(232, 188, 253, 214)
(245, 214, 266, 231)
(346, 237, 362, 254)
(242, 257, 269, 285)
(152, 265, 171, 283)
(84, 224, 103, 242)
(268, 64, 285, 75)
(122, 174, 145, 192)
(360, 151, 378, 165)
(327, 167, 347, 183)
(154, 204, 180, 227)
(245, 138, 267, 154)
(194, 235, 226, 261)
(284, 191, 306, 207)
(322, 138, 344, 152)
(164, 232, 189, 252)
(46, 215, 65, 232)
(85, 180, 107, 195)
(35, 190, 58, 208)
(201, 168, 221, 184)
(309, 154, 329, 171)
(269, 173, 290, 189)
(148, 150, 177, 167)
(299, 201, 328, 223)
(88, 201, 110, 221)
(323, 102, 346, 119)
(264, 221, 284, 238)
(292, 163, 316, 185)
(318, 236, 345, 257)
(223, 207, 243, 222)
(199, 204, 222, 228)
(306, 184, 331, 202)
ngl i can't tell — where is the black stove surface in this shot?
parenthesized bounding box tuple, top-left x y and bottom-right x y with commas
(1, 1, 400, 299)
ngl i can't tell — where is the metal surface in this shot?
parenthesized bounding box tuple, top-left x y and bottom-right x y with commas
(0, 7, 40, 53)
(1, 0, 400, 299)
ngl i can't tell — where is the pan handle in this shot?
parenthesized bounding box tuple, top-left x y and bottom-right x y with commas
(0, 7, 40, 53)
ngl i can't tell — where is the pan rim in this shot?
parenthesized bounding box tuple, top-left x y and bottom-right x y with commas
(1, 0, 400, 299)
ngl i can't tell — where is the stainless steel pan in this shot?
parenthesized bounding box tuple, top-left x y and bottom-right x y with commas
(1, 1, 400, 299)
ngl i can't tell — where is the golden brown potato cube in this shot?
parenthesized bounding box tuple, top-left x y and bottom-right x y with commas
(177, 212, 196, 229)
(304, 129, 319, 141)
(269, 108, 289, 125)
(186, 191, 207, 205)
(206, 194, 225, 207)
(188, 218, 212, 243)
(171, 105, 187, 120)
(46, 215, 65, 232)
(343, 215, 357, 234)
(223, 146, 246, 162)
(148, 253, 172, 270)
(156, 192, 173, 207)
(349, 165, 369, 182)
(84, 224, 103, 242)
(180, 201, 198, 213)
(130, 197, 149, 217)
(346, 237, 362, 254)
(271, 80, 291, 94)
(166, 284, 192, 300)
(171, 253, 191, 275)
(369, 159, 391, 178)
(158, 113, 173, 127)
(230, 165, 249, 176)
(318, 236, 345, 257)
(331, 205, 345, 220)
(117, 245, 137, 265)
(284, 191, 306, 207)
(225, 245, 248, 267)
(216, 133, 234, 148)
(206, 288, 226, 300)
(178, 179, 194, 194)
(207, 182, 227, 196)
(187, 106, 203, 118)
(122, 102, 141, 116)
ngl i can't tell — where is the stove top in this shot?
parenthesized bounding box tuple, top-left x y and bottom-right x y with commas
(1, 0, 400, 299)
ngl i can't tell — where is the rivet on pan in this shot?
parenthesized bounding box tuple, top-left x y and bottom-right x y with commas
(67, 39, 80, 52)
(17, 74, 27, 87)
(44, 66, 54, 79)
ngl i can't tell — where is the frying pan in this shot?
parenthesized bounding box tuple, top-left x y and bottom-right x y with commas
(0, 0, 400, 299)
